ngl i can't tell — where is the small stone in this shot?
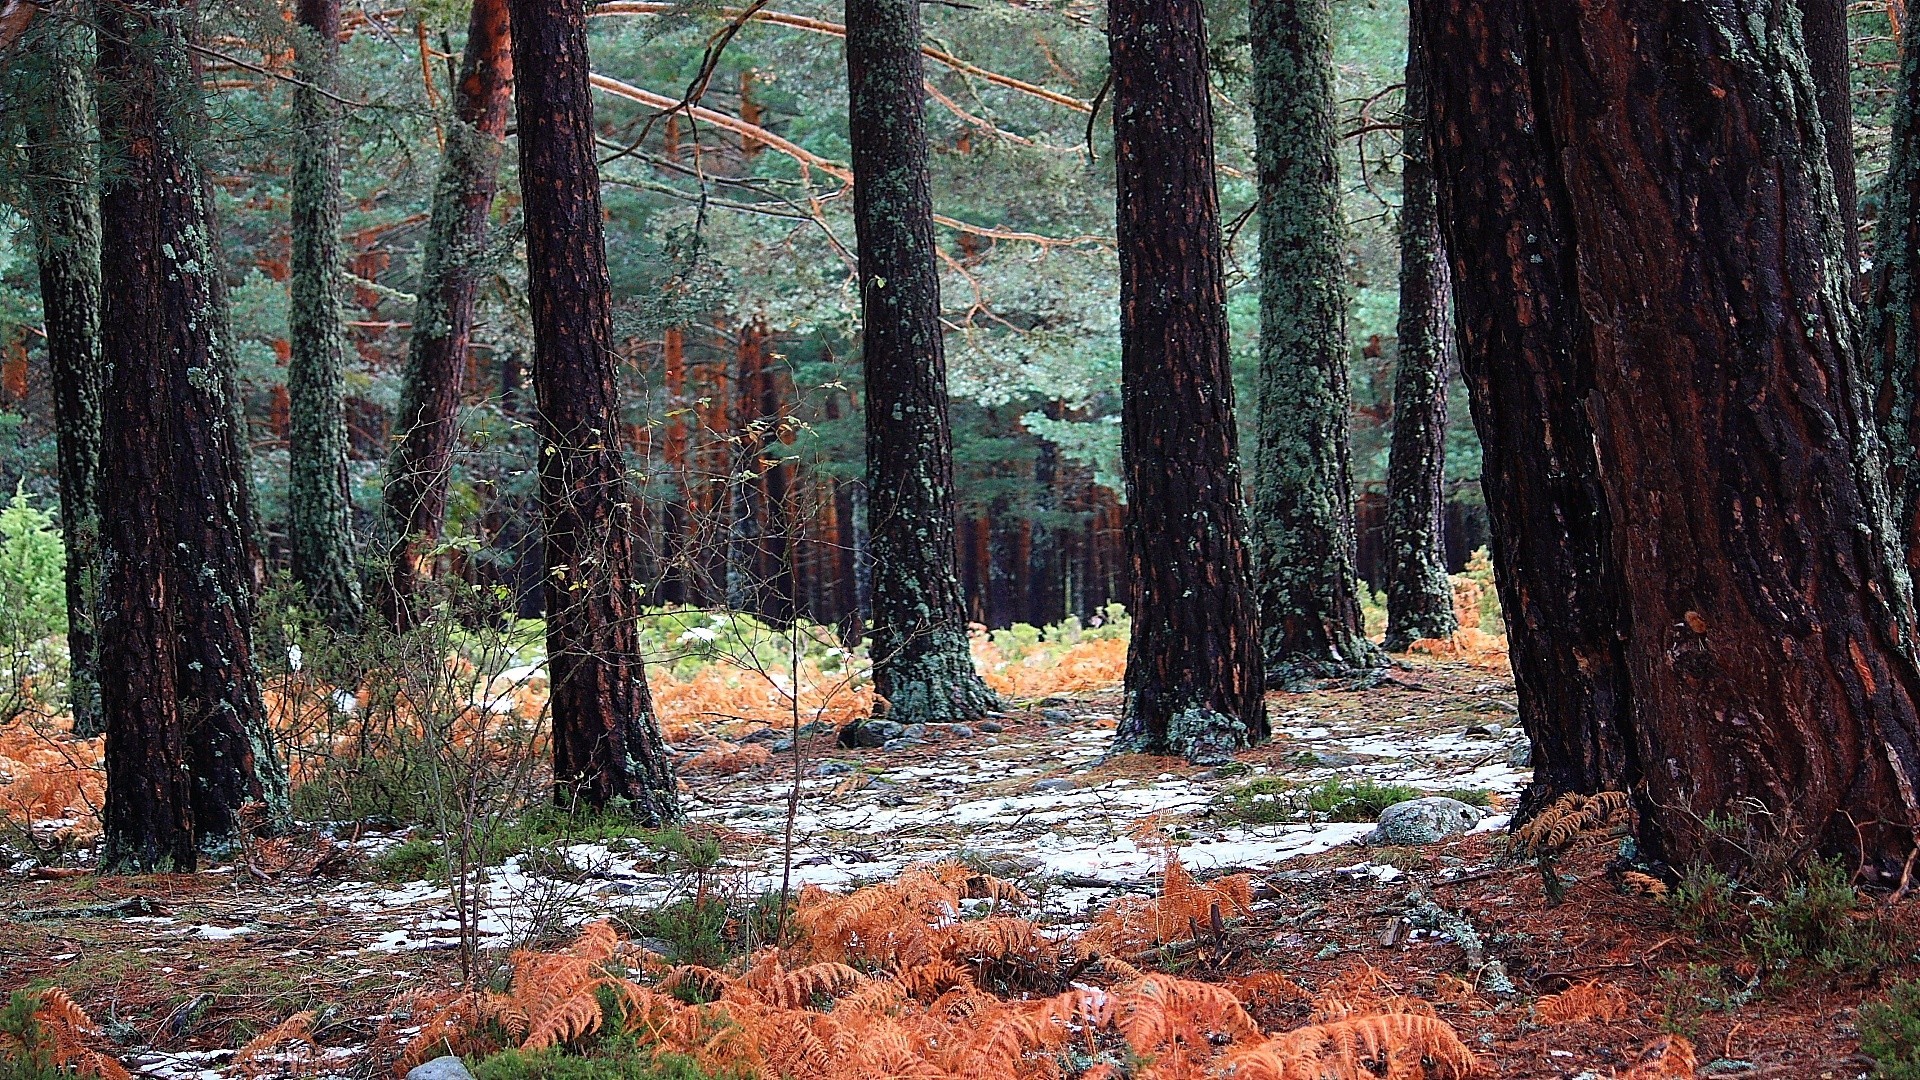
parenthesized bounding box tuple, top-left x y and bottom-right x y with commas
(1506, 741, 1533, 769)
(1034, 777, 1076, 792)
(1364, 797, 1484, 845)
(812, 761, 855, 777)
(881, 737, 925, 753)
(1464, 723, 1503, 738)
(407, 1058, 476, 1080)
(949, 725, 974, 738)
(837, 719, 906, 749)
(742, 727, 780, 744)
(1041, 708, 1073, 723)
(977, 721, 1004, 734)
(1702, 1060, 1756, 1075)
(770, 738, 794, 753)
(902, 723, 930, 740)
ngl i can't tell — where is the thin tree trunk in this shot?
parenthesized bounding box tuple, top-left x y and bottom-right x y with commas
(98, 0, 283, 868)
(1802, 0, 1858, 278)
(508, 0, 679, 822)
(383, 0, 513, 629)
(1107, 0, 1264, 762)
(1249, 0, 1382, 681)
(1873, 7, 1920, 574)
(1382, 0, 1458, 652)
(288, 0, 363, 629)
(1421, 0, 1635, 812)
(846, 0, 997, 723)
(20, 2, 104, 736)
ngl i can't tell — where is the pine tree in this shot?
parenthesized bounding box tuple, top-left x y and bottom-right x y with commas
(383, 0, 513, 629)
(1381, 0, 1458, 652)
(1249, 0, 1382, 681)
(288, 0, 363, 629)
(97, 0, 285, 870)
(18, 2, 104, 735)
(508, 0, 679, 821)
(845, 0, 997, 723)
(1107, 0, 1264, 762)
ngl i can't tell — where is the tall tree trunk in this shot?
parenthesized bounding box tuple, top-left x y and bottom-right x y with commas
(1454, 0, 1920, 875)
(20, 2, 104, 736)
(1873, 7, 1920, 574)
(288, 0, 363, 629)
(509, 0, 679, 822)
(383, 0, 513, 629)
(845, 0, 997, 723)
(1421, 0, 1635, 811)
(98, 0, 284, 869)
(1107, 0, 1264, 762)
(1801, 0, 1858, 278)
(1249, 0, 1382, 681)
(1381, 0, 1458, 652)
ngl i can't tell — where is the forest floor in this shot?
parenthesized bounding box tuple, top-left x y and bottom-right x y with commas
(2, 655, 1909, 1078)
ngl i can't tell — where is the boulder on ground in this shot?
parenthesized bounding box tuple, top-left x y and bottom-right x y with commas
(1365, 797, 1483, 845)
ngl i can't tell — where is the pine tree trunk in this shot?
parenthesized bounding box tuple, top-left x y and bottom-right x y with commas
(1248, 0, 1381, 681)
(1450, 0, 1920, 874)
(288, 0, 363, 629)
(1107, 0, 1265, 762)
(383, 0, 513, 629)
(21, 3, 104, 736)
(98, 0, 283, 868)
(846, 0, 997, 723)
(1421, 0, 1635, 810)
(1381, 0, 1459, 653)
(1873, 8, 1920, 573)
(1801, 0, 1858, 278)
(508, 0, 679, 822)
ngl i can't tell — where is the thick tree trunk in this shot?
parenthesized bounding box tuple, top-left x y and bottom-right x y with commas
(21, 2, 104, 736)
(1248, 0, 1382, 681)
(509, 0, 679, 822)
(1421, 1, 1635, 810)
(382, 0, 513, 629)
(1873, 8, 1920, 575)
(1381, 0, 1458, 653)
(288, 0, 363, 629)
(1107, 0, 1264, 762)
(98, 0, 283, 868)
(845, 0, 997, 723)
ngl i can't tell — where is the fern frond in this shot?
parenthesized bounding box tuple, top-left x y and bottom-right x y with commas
(1534, 981, 1632, 1025)
(1511, 791, 1631, 858)
(521, 991, 603, 1050)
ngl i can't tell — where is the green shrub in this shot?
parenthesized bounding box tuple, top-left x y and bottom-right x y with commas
(1748, 857, 1902, 974)
(471, 1045, 732, 1080)
(0, 990, 66, 1080)
(0, 489, 69, 724)
(374, 837, 446, 882)
(1861, 979, 1920, 1079)
(1303, 778, 1427, 822)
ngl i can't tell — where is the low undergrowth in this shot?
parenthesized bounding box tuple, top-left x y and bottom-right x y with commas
(1213, 776, 1491, 826)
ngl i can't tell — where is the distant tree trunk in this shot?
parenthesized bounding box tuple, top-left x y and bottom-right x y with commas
(1873, 8, 1920, 573)
(382, 0, 513, 629)
(98, 0, 284, 869)
(1108, 0, 1265, 762)
(1422, 1, 1634, 811)
(1250, 0, 1380, 681)
(21, 2, 104, 736)
(1382, 0, 1458, 652)
(845, 0, 997, 723)
(1801, 0, 1858, 278)
(1447, 0, 1920, 874)
(288, 0, 363, 629)
(509, 0, 679, 822)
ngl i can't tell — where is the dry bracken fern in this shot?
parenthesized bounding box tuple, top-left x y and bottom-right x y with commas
(1533, 981, 1632, 1025)
(1510, 791, 1632, 858)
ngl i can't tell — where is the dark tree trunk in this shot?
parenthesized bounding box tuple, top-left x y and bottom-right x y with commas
(1801, 0, 1858, 279)
(1381, 0, 1458, 652)
(1107, 0, 1264, 762)
(1444, 0, 1920, 874)
(846, 0, 997, 723)
(1421, 1, 1634, 810)
(1872, 8, 1920, 575)
(98, 0, 283, 868)
(288, 0, 363, 629)
(509, 0, 679, 822)
(20, 2, 104, 736)
(382, 0, 513, 629)
(1248, 0, 1382, 680)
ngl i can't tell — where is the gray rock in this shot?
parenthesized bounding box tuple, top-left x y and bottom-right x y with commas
(1463, 723, 1503, 738)
(977, 721, 1004, 734)
(1506, 740, 1533, 769)
(1294, 750, 1363, 767)
(407, 1059, 475, 1080)
(812, 760, 855, 776)
(838, 719, 906, 749)
(948, 725, 974, 738)
(1702, 1060, 1756, 1075)
(881, 737, 925, 752)
(1041, 708, 1073, 722)
(902, 723, 930, 740)
(1034, 777, 1076, 792)
(1365, 797, 1484, 845)
(770, 738, 794, 753)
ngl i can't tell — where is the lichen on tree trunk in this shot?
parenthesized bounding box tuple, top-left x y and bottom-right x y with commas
(845, 0, 998, 724)
(1248, 0, 1383, 683)
(19, 2, 104, 736)
(288, 0, 363, 630)
(382, 0, 512, 629)
(1107, 0, 1265, 763)
(1382, 0, 1459, 653)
